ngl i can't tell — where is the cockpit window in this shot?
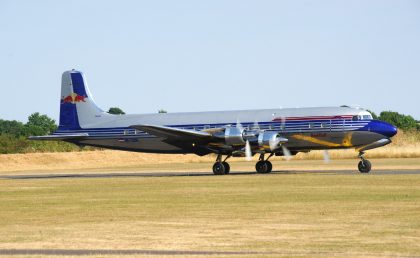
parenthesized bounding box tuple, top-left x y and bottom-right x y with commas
(352, 114, 373, 121)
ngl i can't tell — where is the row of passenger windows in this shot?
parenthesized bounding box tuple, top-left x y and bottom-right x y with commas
(121, 118, 369, 134)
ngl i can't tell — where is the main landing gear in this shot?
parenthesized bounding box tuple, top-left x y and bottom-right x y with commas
(212, 154, 231, 175)
(255, 153, 273, 174)
(358, 151, 372, 173)
(212, 153, 275, 175)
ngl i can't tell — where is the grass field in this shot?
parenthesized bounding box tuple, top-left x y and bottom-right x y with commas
(1, 166, 420, 257)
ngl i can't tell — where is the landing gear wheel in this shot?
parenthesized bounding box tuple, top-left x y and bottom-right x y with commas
(256, 161, 269, 174)
(222, 162, 230, 174)
(265, 161, 272, 173)
(213, 162, 226, 175)
(358, 160, 372, 173)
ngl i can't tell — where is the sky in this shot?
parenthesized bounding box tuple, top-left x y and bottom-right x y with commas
(0, 0, 419, 123)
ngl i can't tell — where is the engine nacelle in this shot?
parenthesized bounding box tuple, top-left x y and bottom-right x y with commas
(257, 131, 286, 151)
(222, 127, 287, 152)
(224, 127, 246, 146)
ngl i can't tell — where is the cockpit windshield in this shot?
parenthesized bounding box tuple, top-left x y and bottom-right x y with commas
(352, 114, 373, 121)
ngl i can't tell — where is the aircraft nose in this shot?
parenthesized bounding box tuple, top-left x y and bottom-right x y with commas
(387, 124, 398, 137)
(370, 121, 398, 138)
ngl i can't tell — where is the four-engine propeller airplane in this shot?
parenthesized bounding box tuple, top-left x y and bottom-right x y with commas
(29, 70, 398, 174)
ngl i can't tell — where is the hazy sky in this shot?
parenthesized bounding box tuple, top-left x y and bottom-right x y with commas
(1, 0, 419, 122)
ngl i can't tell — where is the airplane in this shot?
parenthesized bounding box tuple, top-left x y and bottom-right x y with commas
(29, 70, 398, 175)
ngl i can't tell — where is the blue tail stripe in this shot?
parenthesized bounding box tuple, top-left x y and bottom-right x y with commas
(70, 73, 88, 97)
(58, 72, 82, 130)
(59, 102, 81, 130)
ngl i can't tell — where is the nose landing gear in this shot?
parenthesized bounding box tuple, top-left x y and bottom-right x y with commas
(358, 151, 372, 173)
(255, 153, 273, 174)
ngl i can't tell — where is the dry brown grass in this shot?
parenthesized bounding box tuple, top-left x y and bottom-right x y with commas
(1, 151, 420, 175)
(0, 151, 213, 173)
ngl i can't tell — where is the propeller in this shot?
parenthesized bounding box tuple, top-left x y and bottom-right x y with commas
(237, 119, 253, 161)
(252, 120, 260, 131)
(323, 150, 330, 163)
(236, 119, 244, 131)
(281, 145, 292, 161)
(245, 140, 252, 161)
(269, 136, 282, 151)
(280, 116, 286, 130)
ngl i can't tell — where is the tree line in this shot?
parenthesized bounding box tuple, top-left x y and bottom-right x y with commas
(0, 112, 83, 154)
(0, 109, 418, 154)
(369, 111, 419, 131)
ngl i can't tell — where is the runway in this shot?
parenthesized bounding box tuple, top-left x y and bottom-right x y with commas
(1, 169, 420, 180)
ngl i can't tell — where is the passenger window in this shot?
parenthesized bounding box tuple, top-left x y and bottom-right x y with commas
(352, 116, 358, 121)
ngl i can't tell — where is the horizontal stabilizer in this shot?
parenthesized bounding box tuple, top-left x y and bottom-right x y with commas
(28, 133, 89, 141)
(130, 125, 212, 140)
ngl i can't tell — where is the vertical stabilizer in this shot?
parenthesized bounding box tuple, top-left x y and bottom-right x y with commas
(58, 70, 104, 130)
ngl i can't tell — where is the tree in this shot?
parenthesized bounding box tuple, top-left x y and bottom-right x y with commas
(0, 119, 26, 137)
(108, 107, 125, 115)
(25, 112, 57, 136)
(0, 134, 29, 154)
(158, 109, 167, 113)
(378, 111, 418, 131)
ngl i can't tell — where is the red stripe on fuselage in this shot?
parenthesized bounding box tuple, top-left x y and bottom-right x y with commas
(272, 115, 354, 122)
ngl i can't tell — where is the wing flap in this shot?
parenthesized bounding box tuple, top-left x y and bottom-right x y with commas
(130, 125, 212, 140)
(28, 133, 89, 141)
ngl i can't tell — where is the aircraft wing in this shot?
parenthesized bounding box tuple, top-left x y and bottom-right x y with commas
(130, 125, 213, 141)
(28, 133, 89, 141)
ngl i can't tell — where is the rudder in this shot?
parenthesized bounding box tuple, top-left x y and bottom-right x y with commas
(58, 70, 104, 130)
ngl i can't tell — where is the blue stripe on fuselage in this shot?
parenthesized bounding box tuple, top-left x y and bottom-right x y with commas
(54, 119, 371, 138)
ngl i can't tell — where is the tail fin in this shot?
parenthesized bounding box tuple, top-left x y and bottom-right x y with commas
(59, 70, 104, 130)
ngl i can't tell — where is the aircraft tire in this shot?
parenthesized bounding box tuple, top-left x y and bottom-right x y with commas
(256, 161, 269, 174)
(213, 162, 226, 175)
(358, 160, 372, 173)
(222, 162, 230, 174)
(265, 161, 273, 173)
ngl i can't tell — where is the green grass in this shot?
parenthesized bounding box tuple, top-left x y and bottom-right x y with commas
(1, 174, 420, 256)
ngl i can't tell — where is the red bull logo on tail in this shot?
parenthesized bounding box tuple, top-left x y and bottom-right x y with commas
(61, 92, 87, 104)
